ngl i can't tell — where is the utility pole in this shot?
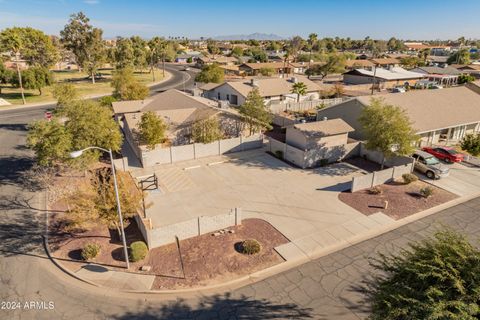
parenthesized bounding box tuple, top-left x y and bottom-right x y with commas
(371, 64, 377, 95)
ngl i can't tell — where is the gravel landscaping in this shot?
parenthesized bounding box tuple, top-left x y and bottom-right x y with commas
(338, 180, 458, 220)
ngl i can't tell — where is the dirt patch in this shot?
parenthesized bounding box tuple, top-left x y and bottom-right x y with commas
(344, 156, 384, 172)
(147, 219, 288, 289)
(49, 216, 288, 290)
(338, 180, 458, 220)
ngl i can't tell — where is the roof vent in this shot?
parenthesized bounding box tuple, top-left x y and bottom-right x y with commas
(291, 77, 298, 83)
(250, 79, 259, 87)
(322, 116, 328, 121)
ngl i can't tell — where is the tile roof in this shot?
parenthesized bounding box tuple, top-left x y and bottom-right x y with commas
(356, 86, 480, 133)
(239, 62, 287, 70)
(293, 118, 354, 138)
(413, 66, 461, 76)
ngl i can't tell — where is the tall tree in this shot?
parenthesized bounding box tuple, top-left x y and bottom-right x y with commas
(0, 27, 27, 104)
(138, 111, 167, 149)
(191, 117, 223, 143)
(0, 59, 14, 94)
(114, 37, 134, 69)
(130, 36, 148, 72)
(305, 54, 345, 79)
(195, 64, 224, 83)
(27, 119, 73, 166)
(239, 88, 272, 135)
(291, 82, 308, 102)
(60, 12, 105, 83)
(111, 68, 149, 101)
(20, 67, 53, 95)
(359, 98, 418, 169)
(52, 83, 79, 107)
(21, 28, 59, 68)
(448, 48, 471, 65)
(62, 100, 123, 165)
(307, 33, 318, 69)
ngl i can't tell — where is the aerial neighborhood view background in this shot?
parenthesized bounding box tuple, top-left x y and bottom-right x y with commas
(2, 0, 480, 319)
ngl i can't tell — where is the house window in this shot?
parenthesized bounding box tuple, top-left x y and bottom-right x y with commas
(217, 92, 221, 100)
(226, 94, 230, 100)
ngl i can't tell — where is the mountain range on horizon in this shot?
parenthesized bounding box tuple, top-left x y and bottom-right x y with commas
(212, 32, 284, 41)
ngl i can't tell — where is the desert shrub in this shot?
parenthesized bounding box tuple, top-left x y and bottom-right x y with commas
(402, 173, 418, 184)
(81, 243, 100, 261)
(275, 150, 283, 159)
(420, 186, 434, 198)
(368, 229, 480, 320)
(240, 239, 261, 255)
(129, 241, 148, 262)
(461, 133, 480, 156)
(368, 186, 383, 195)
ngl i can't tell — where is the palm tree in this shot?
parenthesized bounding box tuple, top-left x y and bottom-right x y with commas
(307, 33, 318, 70)
(291, 82, 308, 102)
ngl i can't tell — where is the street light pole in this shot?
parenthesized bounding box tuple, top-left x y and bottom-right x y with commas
(70, 146, 130, 269)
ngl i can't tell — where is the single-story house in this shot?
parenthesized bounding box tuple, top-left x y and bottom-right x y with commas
(238, 62, 291, 76)
(113, 89, 244, 147)
(411, 66, 461, 86)
(451, 64, 480, 78)
(370, 58, 400, 69)
(343, 67, 426, 89)
(196, 56, 238, 67)
(345, 59, 375, 71)
(204, 76, 321, 106)
(289, 62, 324, 74)
(316, 86, 480, 146)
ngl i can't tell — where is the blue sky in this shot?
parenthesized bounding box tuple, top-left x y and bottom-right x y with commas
(0, 0, 479, 40)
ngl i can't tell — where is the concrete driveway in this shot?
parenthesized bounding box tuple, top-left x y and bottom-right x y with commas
(419, 162, 480, 196)
(132, 150, 396, 261)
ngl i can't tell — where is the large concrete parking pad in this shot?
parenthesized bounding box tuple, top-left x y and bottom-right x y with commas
(131, 150, 396, 261)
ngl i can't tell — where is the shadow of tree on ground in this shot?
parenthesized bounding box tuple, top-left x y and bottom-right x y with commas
(112, 293, 314, 320)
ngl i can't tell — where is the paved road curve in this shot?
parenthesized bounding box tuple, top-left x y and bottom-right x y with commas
(1, 82, 480, 319)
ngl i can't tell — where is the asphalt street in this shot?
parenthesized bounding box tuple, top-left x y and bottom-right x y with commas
(0, 66, 479, 319)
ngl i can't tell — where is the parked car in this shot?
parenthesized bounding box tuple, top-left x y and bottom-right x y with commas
(412, 150, 450, 179)
(392, 87, 406, 93)
(422, 146, 464, 163)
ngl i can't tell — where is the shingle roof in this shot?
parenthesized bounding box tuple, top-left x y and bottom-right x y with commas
(345, 60, 375, 68)
(218, 76, 320, 98)
(293, 118, 354, 138)
(414, 66, 461, 76)
(370, 58, 400, 65)
(356, 86, 480, 133)
(239, 62, 287, 70)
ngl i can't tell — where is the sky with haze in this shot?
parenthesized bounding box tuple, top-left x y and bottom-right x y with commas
(0, 0, 479, 40)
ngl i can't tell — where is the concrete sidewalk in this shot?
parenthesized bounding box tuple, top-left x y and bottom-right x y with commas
(74, 264, 155, 290)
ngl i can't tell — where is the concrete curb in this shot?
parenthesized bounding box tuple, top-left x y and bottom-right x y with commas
(44, 188, 480, 296)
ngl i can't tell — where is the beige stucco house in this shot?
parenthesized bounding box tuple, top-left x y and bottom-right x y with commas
(204, 76, 321, 106)
(316, 86, 480, 146)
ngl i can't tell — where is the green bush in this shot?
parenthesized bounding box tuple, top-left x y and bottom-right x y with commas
(274, 150, 283, 159)
(368, 230, 480, 320)
(420, 186, 434, 198)
(240, 239, 261, 255)
(368, 186, 382, 195)
(129, 241, 148, 262)
(81, 243, 100, 261)
(461, 133, 480, 156)
(402, 173, 418, 184)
